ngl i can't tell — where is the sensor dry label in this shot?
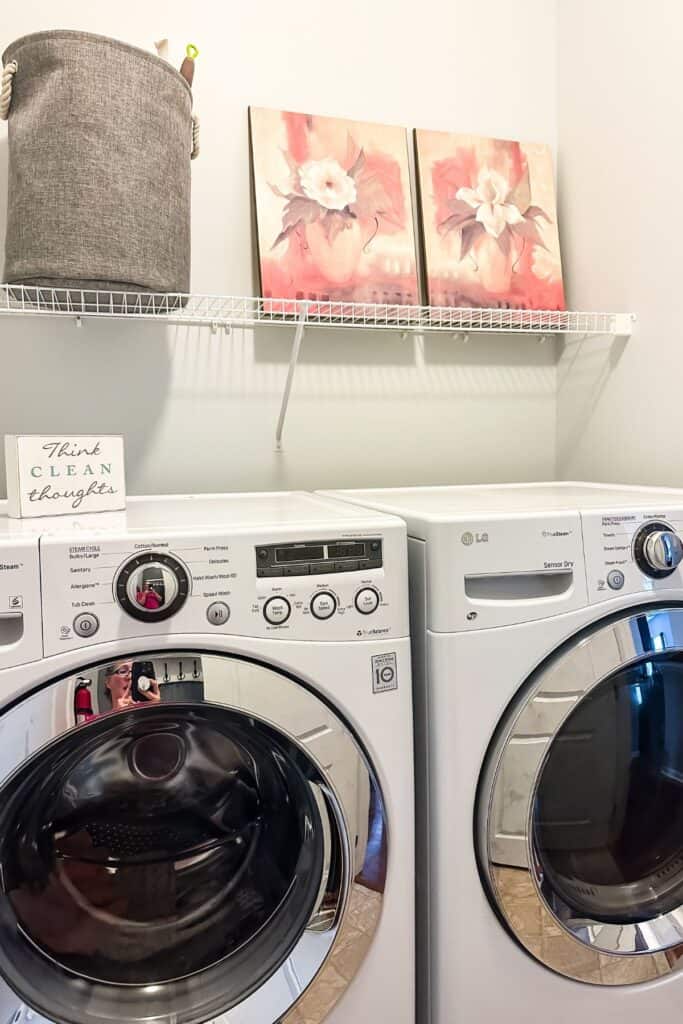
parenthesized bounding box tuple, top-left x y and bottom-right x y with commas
(372, 652, 398, 693)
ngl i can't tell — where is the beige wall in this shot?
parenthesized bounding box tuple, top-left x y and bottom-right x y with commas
(556, 0, 679, 485)
(0, 0, 558, 496)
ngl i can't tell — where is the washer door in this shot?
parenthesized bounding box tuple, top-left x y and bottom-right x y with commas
(478, 605, 683, 985)
(0, 651, 386, 1024)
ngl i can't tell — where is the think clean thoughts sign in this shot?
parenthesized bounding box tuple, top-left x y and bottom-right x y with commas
(4, 435, 126, 518)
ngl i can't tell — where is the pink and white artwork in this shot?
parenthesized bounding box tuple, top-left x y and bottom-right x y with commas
(250, 108, 420, 305)
(415, 130, 565, 309)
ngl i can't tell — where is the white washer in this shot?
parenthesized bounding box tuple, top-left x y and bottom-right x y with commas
(0, 492, 414, 1024)
(322, 482, 683, 1022)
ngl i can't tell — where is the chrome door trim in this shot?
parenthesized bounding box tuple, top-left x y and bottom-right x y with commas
(0, 649, 387, 1024)
(478, 605, 683, 985)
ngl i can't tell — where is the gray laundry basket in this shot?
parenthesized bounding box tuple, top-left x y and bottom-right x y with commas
(1, 30, 197, 305)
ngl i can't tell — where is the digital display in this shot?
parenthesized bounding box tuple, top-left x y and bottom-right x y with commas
(275, 545, 325, 563)
(328, 543, 365, 559)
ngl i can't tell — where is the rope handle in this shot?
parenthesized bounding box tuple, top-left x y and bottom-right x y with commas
(191, 113, 200, 160)
(0, 60, 17, 121)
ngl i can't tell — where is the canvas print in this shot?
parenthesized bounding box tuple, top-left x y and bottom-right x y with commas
(415, 130, 565, 309)
(250, 107, 420, 305)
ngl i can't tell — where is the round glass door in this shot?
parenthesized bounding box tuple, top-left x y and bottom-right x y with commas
(0, 651, 387, 1024)
(534, 651, 683, 925)
(2, 705, 324, 988)
(478, 606, 683, 985)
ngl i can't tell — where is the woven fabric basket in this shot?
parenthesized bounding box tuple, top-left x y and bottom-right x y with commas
(1, 30, 195, 299)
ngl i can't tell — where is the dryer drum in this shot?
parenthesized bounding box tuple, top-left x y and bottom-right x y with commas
(0, 651, 388, 1024)
(477, 606, 683, 986)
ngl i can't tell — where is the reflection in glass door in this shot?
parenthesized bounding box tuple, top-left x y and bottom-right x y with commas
(0, 651, 387, 1024)
(478, 607, 683, 986)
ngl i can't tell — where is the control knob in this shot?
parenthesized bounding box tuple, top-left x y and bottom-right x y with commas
(310, 591, 337, 620)
(355, 587, 380, 615)
(634, 522, 683, 579)
(263, 596, 292, 625)
(115, 552, 190, 622)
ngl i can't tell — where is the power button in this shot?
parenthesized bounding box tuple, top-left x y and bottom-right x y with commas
(73, 612, 100, 638)
(607, 569, 626, 590)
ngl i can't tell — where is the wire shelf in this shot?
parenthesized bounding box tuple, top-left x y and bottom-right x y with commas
(0, 285, 633, 337)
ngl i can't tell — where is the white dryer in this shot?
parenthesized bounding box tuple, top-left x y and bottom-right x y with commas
(322, 483, 683, 1022)
(0, 492, 414, 1024)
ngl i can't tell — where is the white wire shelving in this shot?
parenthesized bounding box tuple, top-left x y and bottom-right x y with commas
(0, 285, 633, 335)
(0, 285, 635, 448)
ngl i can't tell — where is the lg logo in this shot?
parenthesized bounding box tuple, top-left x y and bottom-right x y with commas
(461, 531, 489, 545)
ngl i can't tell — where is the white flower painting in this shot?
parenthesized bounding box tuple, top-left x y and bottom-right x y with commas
(415, 130, 565, 309)
(250, 107, 420, 305)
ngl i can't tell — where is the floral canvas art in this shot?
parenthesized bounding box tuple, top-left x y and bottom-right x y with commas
(415, 130, 565, 309)
(250, 108, 420, 305)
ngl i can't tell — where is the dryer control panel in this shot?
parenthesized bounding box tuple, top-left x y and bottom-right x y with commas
(440, 503, 683, 631)
(582, 506, 683, 602)
(39, 524, 407, 655)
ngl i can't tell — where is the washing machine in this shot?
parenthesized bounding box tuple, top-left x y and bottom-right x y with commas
(0, 491, 414, 1024)
(322, 482, 683, 1022)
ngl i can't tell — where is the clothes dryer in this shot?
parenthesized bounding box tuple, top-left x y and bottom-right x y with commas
(322, 483, 683, 1022)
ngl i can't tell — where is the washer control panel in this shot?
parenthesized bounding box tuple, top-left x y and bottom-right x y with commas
(256, 537, 382, 578)
(39, 523, 406, 654)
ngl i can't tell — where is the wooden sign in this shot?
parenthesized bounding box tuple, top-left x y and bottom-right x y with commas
(4, 435, 126, 518)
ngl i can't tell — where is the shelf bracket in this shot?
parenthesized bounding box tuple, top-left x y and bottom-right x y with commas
(613, 313, 635, 344)
(275, 303, 308, 451)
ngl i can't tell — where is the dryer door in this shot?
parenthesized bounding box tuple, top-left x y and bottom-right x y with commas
(478, 605, 683, 985)
(0, 651, 386, 1024)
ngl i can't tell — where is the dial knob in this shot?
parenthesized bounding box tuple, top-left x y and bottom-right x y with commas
(355, 587, 380, 615)
(634, 523, 683, 579)
(310, 591, 337, 620)
(115, 552, 190, 621)
(644, 530, 683, 572)
(263, 596, 291, 625)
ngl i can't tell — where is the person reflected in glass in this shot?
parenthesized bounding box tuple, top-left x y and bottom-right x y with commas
(104, 661, 160, 710)
(135, 581, 162, 611)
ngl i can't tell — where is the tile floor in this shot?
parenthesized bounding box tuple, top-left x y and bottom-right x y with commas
(285, 883, 382, 1023)
(288, 866, 683, 1020)
(494, 866, 677, 984)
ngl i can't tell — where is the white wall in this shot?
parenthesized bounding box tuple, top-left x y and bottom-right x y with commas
(556, 0, 682, 485)
(0, 0, 558, 497)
